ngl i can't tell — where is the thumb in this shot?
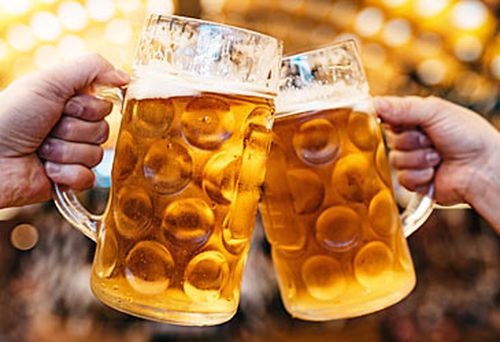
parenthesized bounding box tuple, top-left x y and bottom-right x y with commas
(39, 53, 129, 99)
(374, 96, 441, 129)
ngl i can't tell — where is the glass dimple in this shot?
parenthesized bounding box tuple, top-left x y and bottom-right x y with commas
(369, 189, 398, 236)
(331, 153, 371, 202)
(114, 130, 138, 181)
(114, 186, 153, 239)
(354, 241, 394, 290)
(184, 251, 229, 302)
(315, 206, 361, 253)
(293, 118, 340, 165)
(302, 255, 346, 301)
(131, 98, 174, 137)
(202, 152, 239, 205)
(347, 111, 378, 151)
(182, 97, 234, 150)
(162, 198, 215, 247)
(125, 241, 174, 295)
(143, 140, 193, 195)
(286, 169, 324, 214)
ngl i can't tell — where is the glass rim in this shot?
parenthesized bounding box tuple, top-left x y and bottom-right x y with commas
(282, 39, 359, 62)
(147, 14, 283, 46)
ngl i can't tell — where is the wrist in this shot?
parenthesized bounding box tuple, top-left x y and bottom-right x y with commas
(464, 136, 500, 231)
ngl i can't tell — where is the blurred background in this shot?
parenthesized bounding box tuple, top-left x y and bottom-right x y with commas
(0, 1, 498, 341)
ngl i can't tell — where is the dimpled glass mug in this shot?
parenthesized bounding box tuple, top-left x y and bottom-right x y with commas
(259, 40, 434, 321)
(54, 14, 282, 326)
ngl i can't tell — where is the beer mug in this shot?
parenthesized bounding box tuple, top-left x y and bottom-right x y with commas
(54, 14, 282, 326)
(260, 40, 434, 321)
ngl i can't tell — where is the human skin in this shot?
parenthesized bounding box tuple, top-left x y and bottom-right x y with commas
(375, 96, 500, 232)
(0, 53, 129, 208)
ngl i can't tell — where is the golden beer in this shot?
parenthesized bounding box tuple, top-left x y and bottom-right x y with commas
(91, 79, 274, 324)
(53, 15, 282, 325)
(261, 102, 415, 320)
(258, 40, 432, 321)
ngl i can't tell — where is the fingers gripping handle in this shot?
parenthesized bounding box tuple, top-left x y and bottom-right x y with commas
(401, 184, 435, 237)
(52, 86, 124, 242)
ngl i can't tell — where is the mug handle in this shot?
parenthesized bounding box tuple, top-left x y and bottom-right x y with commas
(400, 184, 435, 238)
(53, 86, 124, 242)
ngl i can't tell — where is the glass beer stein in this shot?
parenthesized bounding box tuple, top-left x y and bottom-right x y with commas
(54, 14, 282, 326)
(260, 40, 434, 321)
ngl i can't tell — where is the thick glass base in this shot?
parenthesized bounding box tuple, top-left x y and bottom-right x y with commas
(282, 279, 416, 321)
(91, 281, 237, 326)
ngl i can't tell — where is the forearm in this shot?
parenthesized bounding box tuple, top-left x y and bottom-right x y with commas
(465, 140, 500, 233)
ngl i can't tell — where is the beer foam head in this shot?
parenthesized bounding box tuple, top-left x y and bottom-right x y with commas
(127, 64, 274, 100)
(276, 80, 372, 115)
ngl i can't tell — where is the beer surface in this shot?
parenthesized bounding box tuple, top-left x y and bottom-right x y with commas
(260, 104, 416, 320)
(91, 85, 273, 324)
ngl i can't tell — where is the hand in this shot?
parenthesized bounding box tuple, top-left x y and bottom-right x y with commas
(375, 96, 500, 230)
(0, 53, 129, 208)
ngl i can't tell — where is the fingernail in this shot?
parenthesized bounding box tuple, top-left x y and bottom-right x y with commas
(66, 100, 83, 116)
(40, 142, 51, 157)
(419, 135, 431, 147)
(426, 151, 441, 165)
(45, 162, 61, 175)
(114, 69, 130, 83)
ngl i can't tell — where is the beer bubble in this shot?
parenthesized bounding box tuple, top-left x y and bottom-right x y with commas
(302, 255, 346, 301)
(202, 152, 239, 205)
(95, 229, 118, 278)
(369, 189, 398, 236)
(114, 187, 152, 239)
(375, 142, 392, 186)
(131, 98, 174, 137)
(354, 241, 394, 290)
(347, 111, 378, 151)
(293, 118, 340, 165)
(184, 251, 229, 302)
(125, 241, 174, 295)
(331, 153, 371, 202)
(162, 198, 215, 247)
(114, 130, 138, 181)
(315, 206, 361, 252)
(182, 97, 235, 150)
(143, 140, 193, 195)
(286, 169, 324, 214)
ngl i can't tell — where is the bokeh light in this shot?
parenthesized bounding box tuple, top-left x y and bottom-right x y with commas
(416, 0, 449, 18)
(31, 11, 62, 42)
(7, 24, 36, 52)
(454, 35, 483, 62)
(382, 18, 412, 46)
(86, 0, 116, 22)
(10, 223, 39, 251)
(58, 1, 89, 31)
(34, 44, 59, 69)
(116, 0, 141, 13)
(0, 0, 32, 15)
(451, 0, 488, 30)
(105, 19, 133, 46)
(58, 34, 86, 59)
(355, 7, 384, 37)
(417, 58, 446, 85)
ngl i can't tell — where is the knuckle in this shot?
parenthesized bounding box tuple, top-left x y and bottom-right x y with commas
(60, 118, 75, 135)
